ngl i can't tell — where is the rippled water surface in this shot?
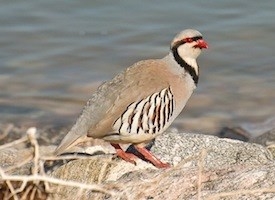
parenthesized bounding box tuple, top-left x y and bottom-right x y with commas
(1, 0, 275, 134)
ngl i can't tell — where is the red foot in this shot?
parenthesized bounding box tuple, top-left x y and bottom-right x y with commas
(111, 143, 137, 165)
(134, 146, 170, 168)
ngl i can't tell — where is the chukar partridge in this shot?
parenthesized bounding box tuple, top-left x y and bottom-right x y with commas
(55, 29, 208, 168)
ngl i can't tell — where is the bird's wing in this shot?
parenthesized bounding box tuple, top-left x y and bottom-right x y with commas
(55, 59, 172, 155)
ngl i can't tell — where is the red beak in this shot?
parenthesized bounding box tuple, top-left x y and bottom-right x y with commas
(194, 39, 208, 49)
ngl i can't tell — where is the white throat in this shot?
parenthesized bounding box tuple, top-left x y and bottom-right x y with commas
(182, 57, 199, 75)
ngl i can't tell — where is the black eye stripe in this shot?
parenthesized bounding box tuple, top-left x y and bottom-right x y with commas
(171, 35, 203, 50)
(192, 36, 203, 41)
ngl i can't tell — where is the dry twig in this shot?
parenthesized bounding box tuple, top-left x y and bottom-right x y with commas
(0, 127, 116, 199)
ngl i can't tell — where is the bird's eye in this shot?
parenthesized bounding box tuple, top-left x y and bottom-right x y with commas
(184, 38, 193, 43)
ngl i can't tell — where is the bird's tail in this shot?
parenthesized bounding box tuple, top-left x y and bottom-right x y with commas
(54, 114, 91, 155)
(54, 131, 83, 155)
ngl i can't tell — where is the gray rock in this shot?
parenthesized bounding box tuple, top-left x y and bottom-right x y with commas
(0, 146, 33, 175)
(1, 130, 274, 199)
(251, 128, 275, 146)
(49, 132, 275, 200)
(152, 132, 273, 168)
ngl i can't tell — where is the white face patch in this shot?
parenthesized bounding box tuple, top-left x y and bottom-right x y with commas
(176, 42, 202, 60)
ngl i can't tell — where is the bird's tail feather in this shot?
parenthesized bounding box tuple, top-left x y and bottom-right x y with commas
(54, 114, 91, 155)
(54, 132, 83, 155)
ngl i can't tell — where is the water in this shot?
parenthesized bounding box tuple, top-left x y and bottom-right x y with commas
(0, 0, 275, 134)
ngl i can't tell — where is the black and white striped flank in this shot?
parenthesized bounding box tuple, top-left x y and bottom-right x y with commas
(113, 87, 175, 135)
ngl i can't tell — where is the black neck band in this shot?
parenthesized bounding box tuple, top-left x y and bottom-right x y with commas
(171, 45, 199, 85)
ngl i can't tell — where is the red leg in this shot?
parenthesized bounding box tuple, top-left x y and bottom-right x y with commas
(134, 145, 170, 168)
(111, 143, 137, 165)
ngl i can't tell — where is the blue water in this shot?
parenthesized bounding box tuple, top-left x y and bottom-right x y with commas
(0, 0, 275, 134)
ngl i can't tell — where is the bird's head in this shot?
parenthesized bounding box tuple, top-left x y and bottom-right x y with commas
(170, 29, 208, 60)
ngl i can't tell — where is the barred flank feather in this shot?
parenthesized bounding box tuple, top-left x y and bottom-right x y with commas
(113, 87, 174, 135)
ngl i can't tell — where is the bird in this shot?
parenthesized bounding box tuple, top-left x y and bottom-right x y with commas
(55, 29, 208, 168)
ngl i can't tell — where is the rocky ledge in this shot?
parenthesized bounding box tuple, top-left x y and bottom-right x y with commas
(1, 126, 275, 199)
